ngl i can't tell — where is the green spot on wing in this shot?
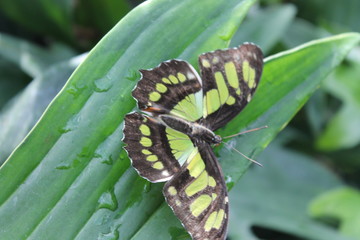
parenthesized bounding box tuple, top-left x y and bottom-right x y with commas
(224, 62, 239, 89)
(215, 71, 229, 104)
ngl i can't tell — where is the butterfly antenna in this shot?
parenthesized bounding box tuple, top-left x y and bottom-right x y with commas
(223, 141, 263, 167)
(222, 125, 268, 139)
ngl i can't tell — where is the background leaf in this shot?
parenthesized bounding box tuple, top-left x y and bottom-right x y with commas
(0, 58, 29, 109)
(316, 59, 360, 150)
(230, 4, 296, 54)
(0, 0, 74, 44)
(295, 0, 360, 33)
(310, 187, 360, 239)
(228, 143, 355, 240)
(0, 33, 75, 77)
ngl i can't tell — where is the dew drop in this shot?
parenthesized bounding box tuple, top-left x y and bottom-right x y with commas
(66, 82, 87, 97)
(125, 69, 141, 82)
(97, 227, 120, 240)
(94, 76, 113, 93)
(98, 189, 118, 211)
(58, 127, 71, 134)
(56, 164, 71, 170)
(101, 155, 114, 165)
(143, 181, 152, 193)
(225, 175, 234, 189)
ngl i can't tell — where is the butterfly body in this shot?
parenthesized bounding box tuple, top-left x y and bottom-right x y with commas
(123, 43, 263, 240)
(159, 114, 221, 145)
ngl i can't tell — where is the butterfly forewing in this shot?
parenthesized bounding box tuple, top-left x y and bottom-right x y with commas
(198, 43, 263, 130)
(163, 142, 229, 240)
(133, 60, 203, 122)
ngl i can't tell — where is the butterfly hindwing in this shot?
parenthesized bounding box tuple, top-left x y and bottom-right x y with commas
(163, 142, 228, 240)
(198, 43, 263, 130)
(132, 60, 203, 122)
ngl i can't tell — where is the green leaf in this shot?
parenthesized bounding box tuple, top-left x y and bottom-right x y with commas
(316, 58, 360, 150)
(310, 187, 360, 239)
(230, 4, 297, 54)
(228, 144, 355, 240)
(0, 0, 257, 239)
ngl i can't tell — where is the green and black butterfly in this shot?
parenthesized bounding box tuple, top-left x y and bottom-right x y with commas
(123, 43, 263, 240)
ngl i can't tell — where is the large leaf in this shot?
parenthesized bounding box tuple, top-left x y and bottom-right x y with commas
(228, 143, 355, 240)
(129, 34, 360, 239)
(0, 0, 257, 239)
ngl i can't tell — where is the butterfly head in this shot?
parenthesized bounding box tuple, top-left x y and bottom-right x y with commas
(212, 134, 222, 145)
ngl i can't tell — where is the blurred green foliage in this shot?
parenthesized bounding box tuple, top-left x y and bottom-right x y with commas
(0, 0, 359, 239)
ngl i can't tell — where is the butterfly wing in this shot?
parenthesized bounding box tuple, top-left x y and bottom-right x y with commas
(163, 142, 228, 240)
(198, 43, 263, 130)
(133, 60, 203, 122)
(123, 112, 194, 182)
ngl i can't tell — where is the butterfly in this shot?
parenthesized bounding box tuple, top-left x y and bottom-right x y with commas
(123, 43, 263, 240)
